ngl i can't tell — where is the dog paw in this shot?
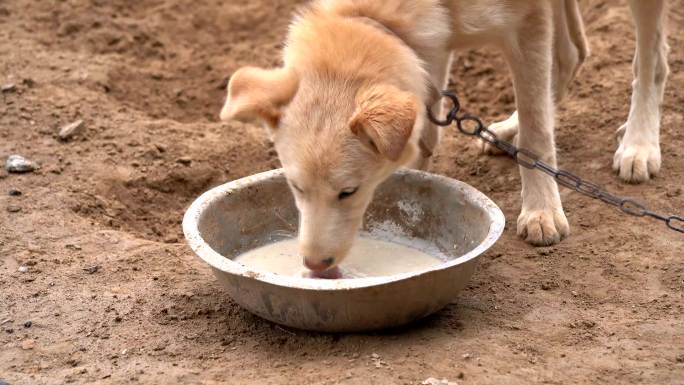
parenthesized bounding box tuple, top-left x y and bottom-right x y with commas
(517, 208, 569, 246)
(481, 112, 518, 155)
(612, 141, 661, 184)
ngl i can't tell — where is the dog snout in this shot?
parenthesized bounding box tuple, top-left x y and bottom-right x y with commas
(303, 256, 335, 271)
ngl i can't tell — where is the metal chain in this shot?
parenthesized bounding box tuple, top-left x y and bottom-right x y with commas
(427, 91, 684, 234)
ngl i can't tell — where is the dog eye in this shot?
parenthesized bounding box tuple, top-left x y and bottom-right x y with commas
(291, 183, 304, 194)
(338, 187, 358, 200)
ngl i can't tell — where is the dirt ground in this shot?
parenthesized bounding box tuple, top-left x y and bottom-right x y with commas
(1, 0, 683, 384)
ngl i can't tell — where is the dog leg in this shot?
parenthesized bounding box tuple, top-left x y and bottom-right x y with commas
(483, 0, 588, 155)
(503, 6, 569, 246)
(552, 0, 589, 102)
(412, 51, 453, 170)
(613, 0, 669, 183)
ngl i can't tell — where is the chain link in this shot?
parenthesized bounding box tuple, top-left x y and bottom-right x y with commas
(427, 91, 684, 234)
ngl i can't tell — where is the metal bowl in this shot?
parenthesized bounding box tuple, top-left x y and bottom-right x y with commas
(183, 169, 504, 332)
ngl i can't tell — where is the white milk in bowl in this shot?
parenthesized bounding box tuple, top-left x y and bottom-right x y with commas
(234, 237, 443, 278)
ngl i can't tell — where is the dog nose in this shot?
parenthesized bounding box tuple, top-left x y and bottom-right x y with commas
(303, 256, 335, 271)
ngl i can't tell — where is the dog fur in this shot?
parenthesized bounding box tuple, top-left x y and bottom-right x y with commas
(221, 0, 669, 270)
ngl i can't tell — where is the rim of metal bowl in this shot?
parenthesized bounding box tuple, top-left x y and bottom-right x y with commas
(182, 168, 505, 291)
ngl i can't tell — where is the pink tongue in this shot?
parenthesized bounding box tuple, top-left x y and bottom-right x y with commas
(308, 266, 342, 279)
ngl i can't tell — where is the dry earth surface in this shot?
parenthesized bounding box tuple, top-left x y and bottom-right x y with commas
(1, 0, 683, 384)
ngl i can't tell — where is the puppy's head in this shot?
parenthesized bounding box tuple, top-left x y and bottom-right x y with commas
(221, 67, 420, 273)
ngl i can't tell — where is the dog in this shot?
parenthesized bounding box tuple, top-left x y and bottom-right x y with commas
(220, 0, 669, 273)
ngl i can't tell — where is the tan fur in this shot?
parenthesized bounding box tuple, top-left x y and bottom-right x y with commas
(221, 0, 669, 268)
(220, 66, 299, 128)
(349, 84, 418, 161)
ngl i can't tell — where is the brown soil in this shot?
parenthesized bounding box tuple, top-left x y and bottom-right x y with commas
(1, 0, 683, 384)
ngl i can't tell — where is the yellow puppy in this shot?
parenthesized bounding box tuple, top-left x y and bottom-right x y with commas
(221, 0, 669, 272)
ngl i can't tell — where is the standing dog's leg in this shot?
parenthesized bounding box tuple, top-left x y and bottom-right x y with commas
(503, 5, 569, 246)
(613, 0, 669, 183)
(551, 0, 589, 102)
(412, 51, 453, 170)
(482, 0, 588, 155)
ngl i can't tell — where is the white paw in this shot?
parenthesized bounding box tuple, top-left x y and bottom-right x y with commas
(613, 141, 661, 184)
(481, 112, 518, 155)
(517, 208, 569, 246)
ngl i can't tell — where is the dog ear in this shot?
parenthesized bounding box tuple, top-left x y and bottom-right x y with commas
(220, 66, 299, 129)
(349, 84, 418, 161)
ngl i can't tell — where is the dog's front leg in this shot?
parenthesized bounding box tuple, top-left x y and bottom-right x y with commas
(613, 0, 669, 183)
(502, 7, 570, 246)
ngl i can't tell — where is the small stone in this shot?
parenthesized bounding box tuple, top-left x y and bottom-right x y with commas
(8, 188, 21, 196)
(422, 378, 457, 385)
(83, 265, 100, 274)
(582, 320, 596, 328)
(1, 83, 16, 93)
(571, 290, 578, 297)
(58, 120, 85, 141)
(666, 188, 682, 198)
(7, 205, 21, 213)
(18, 266, 29, 273)
(23, 321, 32, 328)
(114, 316, 122, 322)
(371, 353, 380, 359)
(176, 157, 192, 166)
(21, 339, 35, 350)
(163, 236, 178, 244)
(48, 166, 62, 175)
(5, 155, 37, 173)
(457, 372, 464, 379)
(462, 353, 471, 359)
